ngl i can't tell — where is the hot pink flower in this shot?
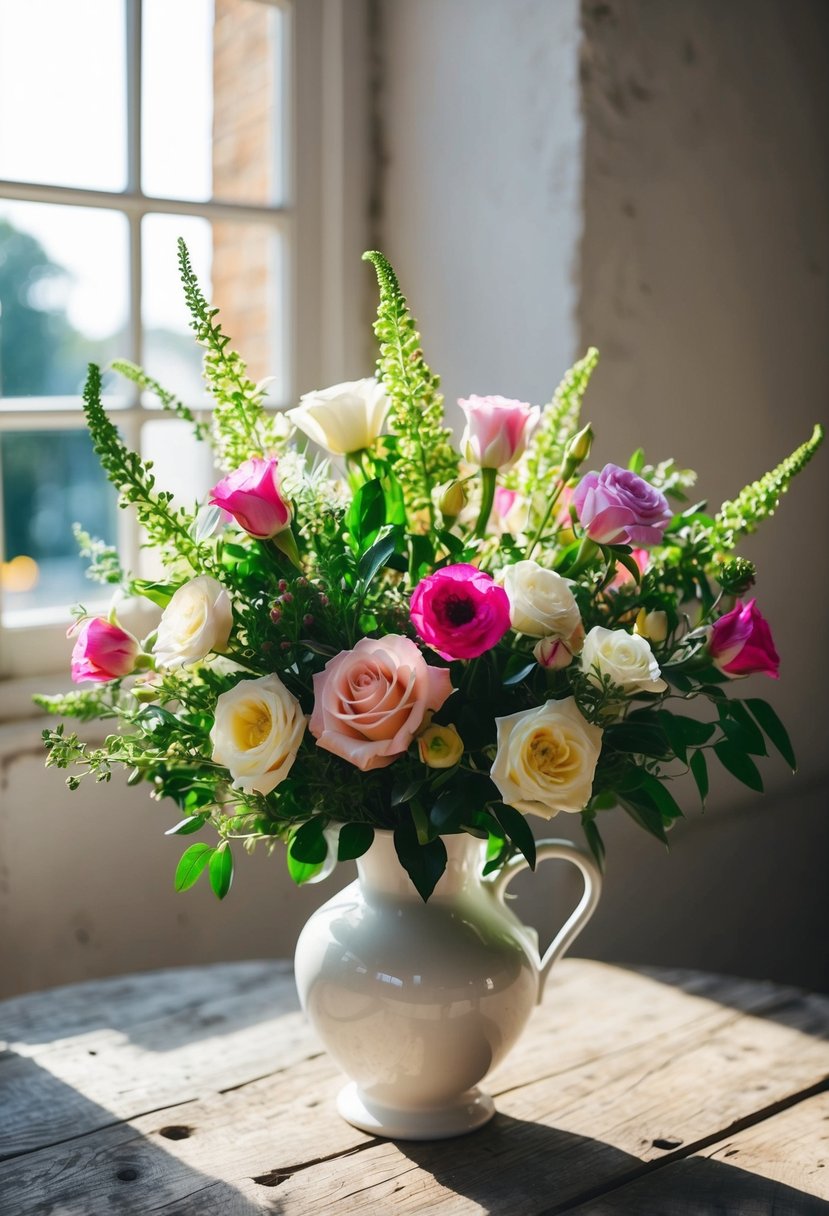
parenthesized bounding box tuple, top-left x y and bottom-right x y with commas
(709, 599, 780, 679)
(410, 563, 511, 661)
(209, 457, 292, 539)
(309, 635, 452, 771)
(573, 464, 672, 547)
(459, 395, 540, 470)
(71, 617, 139, 683)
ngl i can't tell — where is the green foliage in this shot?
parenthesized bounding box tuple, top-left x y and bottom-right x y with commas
(112, 360, 212, 441)
(72, 525, 124, 585)
(363, 251, 458, 526)
(34, 688, 119, 722)
(513, 347, 599, 497)
(712, 423, 824, 551)
(177, 238, 287, 469)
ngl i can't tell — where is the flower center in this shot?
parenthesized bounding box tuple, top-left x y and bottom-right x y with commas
(233, 701, 272, 750)
(441, 593, 476, 627)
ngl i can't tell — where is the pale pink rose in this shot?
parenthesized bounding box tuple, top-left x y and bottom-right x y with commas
(491, 487, 527, 535)
(459, 395, 541, 470)
(309, 635, 453, 771)
(533, 636, 575, 671)
(71, 617, 139, 683)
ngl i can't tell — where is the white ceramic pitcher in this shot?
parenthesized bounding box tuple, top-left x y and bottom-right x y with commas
(294, 829, 602, 1140)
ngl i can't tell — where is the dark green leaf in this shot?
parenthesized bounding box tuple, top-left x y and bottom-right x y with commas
(746, 698, 797, 772)
(337, 823, 375, 862)
(393, 819, 447, 902)
(720, 702, 767, 756)
(165, 814, 207, 837)
(289, 817, 328, 864)
(637, 770, 684, 821)
(690, 749, 709, 807)
(391, 774, 426, 806)
(620, 796, 669, 845)
(664, 669, 693, 693)
(209, 843, 234, 900)
(493, 803, 536, 869)
(357, 525, 402, 586)
(174, 843, 214, 892)
(611, 547, 643, 585)
(581, 813, 606, 871)
(429, 785, 467, 832)
(714, 742, 764, 792)
(605, 721, 671, 760)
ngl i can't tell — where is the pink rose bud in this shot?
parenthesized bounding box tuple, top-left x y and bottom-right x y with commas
(459, 395, 541, 470)
(71, 617, 139, 683)
(533, 635, 574, 670)
(410, 563, 512, 661)
(209, 457, 292, 540)
(709, 599, 780, 679)
(573, 464, 672, 547)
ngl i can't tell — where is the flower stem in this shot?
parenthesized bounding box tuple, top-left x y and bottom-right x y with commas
(474, 467, 498, 539)
(526, 478, 566, 561)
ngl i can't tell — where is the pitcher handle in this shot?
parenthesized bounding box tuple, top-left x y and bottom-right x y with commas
(490, 839, 603, 1004)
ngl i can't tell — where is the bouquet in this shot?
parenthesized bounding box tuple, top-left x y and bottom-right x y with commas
(39, 244, 823, 902)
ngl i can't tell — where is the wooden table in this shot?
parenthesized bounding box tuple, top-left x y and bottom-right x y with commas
(1, 960, 828, 1214)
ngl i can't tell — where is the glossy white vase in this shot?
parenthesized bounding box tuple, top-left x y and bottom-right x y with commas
(294, 830, 601, 1140)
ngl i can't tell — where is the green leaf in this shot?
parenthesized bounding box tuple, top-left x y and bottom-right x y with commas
(337, 823, 375, 862)
(174, 843, 214, 892)
(286, 852, 324, 886)
(620, 796, 669, 845)
(493, 803, 536, 869)
(345, 479, 386, 549)
(130, 579, 177, 608)
(357, 525, 402, 586)
(610, 547, 643, 585)
(628, 447, 645, 474)
(714, 742, 764, 792)
(581, 813, 606, 871)
(605, 720, 671, 760)
(165, 814, 207, 836)
(746, 698, 797, 772)
(393, 819, 448, 902)
(429, 785, 467, 833)
(209, 843, 234, 900)
(637, 771, 684, 821)
(721, 701, 767, 756)
(690, 749, 709, 807)
(289, 817, 328, 864)
(502, 656, 537, 687)
(391, 774, 426, 806)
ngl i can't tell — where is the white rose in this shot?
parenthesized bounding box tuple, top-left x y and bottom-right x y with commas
(499, 560, 582, 641)
(491, 697, 602, 819)
(211, 674, 307, 796)
(153, 576, 233, 669)
(286, 377, 389, 456)
(580, 626, 667, 695)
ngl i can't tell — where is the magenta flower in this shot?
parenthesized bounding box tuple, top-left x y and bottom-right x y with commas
(71, 618, 139, 684)
(709, 599, 780, 679)
(459, 395, 540, 470)
(209, 457, 292, 540)
(573, 464, 672, 547)
(410, 564, 511, 661)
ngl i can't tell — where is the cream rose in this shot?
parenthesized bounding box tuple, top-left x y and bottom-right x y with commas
(286, 377, 389, 456)
(210, 674, 306, 796)
(580, 626, 667, 695)
(499, 560, 583, 642)
(153, 576, 233, 669)
(491, 697, 602, 818)
(309, 635, 453, 772)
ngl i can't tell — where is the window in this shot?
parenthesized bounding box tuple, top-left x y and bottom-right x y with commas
(0, 0, 294, 679)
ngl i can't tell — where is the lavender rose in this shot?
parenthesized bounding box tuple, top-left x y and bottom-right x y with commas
(573, 464, 672, 547)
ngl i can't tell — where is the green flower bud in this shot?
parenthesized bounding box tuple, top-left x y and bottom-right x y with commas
(438, 480, 468, 521)
(562, 423, 594, 479)
(717, 557, 756, 596)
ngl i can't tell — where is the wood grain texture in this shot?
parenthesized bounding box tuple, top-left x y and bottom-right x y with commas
(1, 960, 827, 1215)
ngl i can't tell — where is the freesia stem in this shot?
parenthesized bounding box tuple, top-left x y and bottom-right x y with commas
(474, 467, 498, 539)
(526, 478, 566, 560)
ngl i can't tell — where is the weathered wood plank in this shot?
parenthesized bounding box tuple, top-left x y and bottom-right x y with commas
(0, 963, 827, 1214)
(563, 1088, 829, 1214)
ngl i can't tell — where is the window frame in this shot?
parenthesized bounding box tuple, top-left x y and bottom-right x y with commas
(0, 0, 364, 693)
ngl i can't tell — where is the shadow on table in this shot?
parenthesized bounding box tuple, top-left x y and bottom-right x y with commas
(398, 1111, 829, 1215)
(0, 1054, 264, 1215)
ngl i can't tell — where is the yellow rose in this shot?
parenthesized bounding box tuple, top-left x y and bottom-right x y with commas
(490, 697, 602, 818)
(211, 674, 307, 796)
(418, 723, 464, 769)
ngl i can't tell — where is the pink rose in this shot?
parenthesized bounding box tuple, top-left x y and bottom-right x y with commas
(71, 618, 139, 683)
(709, 599, 780, 679)
(410, 563, 512, 661)
(459, 395, 540, 470)
(573, 464, 672, 547)
(309, 635, 452, 771)
(209, 457, 292, 539)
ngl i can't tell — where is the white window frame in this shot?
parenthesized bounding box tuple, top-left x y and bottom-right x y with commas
(0, 0, 367, 700)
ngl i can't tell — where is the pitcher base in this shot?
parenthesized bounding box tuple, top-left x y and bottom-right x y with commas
(336, 1082, 495, 1140)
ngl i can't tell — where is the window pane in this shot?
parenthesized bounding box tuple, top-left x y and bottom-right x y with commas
(0, 0, 126, 192)
(142, 0, 284, 205)
(0, 201, 129, 400)
(142, 213, 283, 404)
(1, 429, 117, 619)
